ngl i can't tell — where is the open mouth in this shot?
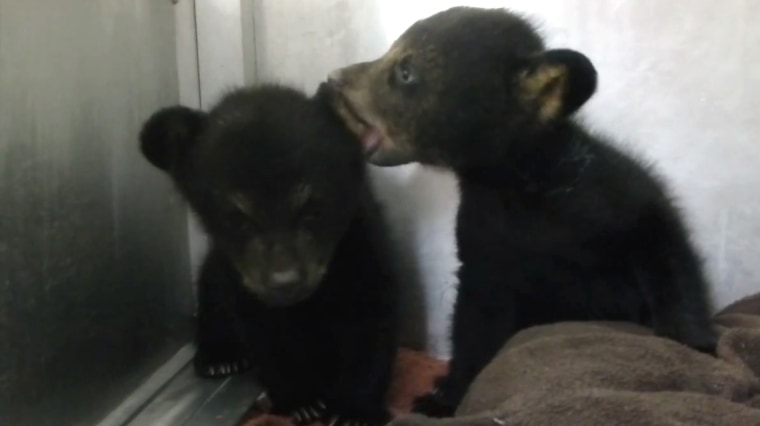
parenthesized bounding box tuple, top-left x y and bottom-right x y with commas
(326, 87, 385, 157)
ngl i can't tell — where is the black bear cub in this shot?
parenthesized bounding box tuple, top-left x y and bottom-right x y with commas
(139, 85, 397, 426)
(326, 6, 717, 417)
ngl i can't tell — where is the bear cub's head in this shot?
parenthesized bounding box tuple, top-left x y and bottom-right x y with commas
(325, 7, 597, 169)
(140, 85, 364, 307)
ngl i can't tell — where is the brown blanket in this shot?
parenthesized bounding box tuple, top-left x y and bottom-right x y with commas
(390, 294, 760, 426)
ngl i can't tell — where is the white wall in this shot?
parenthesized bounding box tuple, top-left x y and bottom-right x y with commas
(198, 0, 760, 358)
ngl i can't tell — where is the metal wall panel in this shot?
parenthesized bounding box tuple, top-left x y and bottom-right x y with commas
(0, 1, 193, 424)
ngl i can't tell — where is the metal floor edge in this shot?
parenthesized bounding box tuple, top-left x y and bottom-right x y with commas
(96, 344, 264, 426)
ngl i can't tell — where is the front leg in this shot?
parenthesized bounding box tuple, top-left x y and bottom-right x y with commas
(322, 313, 396, 426)
(413, 279, 516, 418)
(264, 391, 327, 426)
(193, 252, 252, 378)
(323, 392, 391, 426)
(194, 298, 252, 378)
(633, 212, 717, 353)
(255, 332, 331, 425)
(414, 181, 519, 416)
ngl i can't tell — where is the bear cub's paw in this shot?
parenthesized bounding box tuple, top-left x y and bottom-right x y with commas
(673, 326, 719, 355)
(193, 348, 252, 378)
(387, 414, 438, 426)
(411, 387, 457, 418)
(654, 314, 719, 356)
(323, 401, 391, 426)
(289, 400, 328, 425)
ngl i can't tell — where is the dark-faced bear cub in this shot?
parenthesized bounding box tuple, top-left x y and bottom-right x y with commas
(325, 6, 717, 417)
(139, 84, 397, 426)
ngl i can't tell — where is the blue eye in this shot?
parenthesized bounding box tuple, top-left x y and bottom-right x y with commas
(394, 58, 417, 85)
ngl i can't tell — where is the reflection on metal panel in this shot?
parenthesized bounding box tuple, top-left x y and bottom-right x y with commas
(122, 359, 263, 426)
(0, 1, 193, 425)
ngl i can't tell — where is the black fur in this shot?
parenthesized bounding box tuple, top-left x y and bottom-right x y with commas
(327, 7, 717, 418)
(422, 123, 718, 416)
(139, 85, 397, 426)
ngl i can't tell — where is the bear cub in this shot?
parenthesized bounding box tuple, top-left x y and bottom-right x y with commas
(326, 6, 717, 417)
(139, 84, 397, 426)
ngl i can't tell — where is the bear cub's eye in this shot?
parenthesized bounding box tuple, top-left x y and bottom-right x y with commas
(393, 57, 417, 86)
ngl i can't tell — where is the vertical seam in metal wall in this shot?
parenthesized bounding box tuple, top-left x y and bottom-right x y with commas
(175, 0, 205, 292)
(240, 0, 258, 85)
(188, 0, 202, 309)
(192, 0, 203, 108)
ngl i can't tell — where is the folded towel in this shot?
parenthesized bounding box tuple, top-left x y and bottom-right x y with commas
(390, 294, 760, 426)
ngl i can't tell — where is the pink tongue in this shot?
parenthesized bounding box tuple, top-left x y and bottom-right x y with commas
(360, 127, 382, 155)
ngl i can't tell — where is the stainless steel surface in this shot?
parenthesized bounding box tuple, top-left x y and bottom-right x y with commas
(182, 373, 262, 426)
(96, 345, 196, 426)
(93, 344, 263, 426)
(124, 359, 262, 426)
(0, 1, 193, 425)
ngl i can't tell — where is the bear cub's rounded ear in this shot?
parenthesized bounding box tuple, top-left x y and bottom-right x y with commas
(139, 106, 207, 171)
(518, 49, 597, 121)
